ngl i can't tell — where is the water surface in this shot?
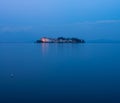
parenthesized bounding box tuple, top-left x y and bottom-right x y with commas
(0, 43, 120, 103)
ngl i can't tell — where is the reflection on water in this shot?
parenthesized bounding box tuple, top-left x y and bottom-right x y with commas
(41, 43, 49, 56)
(0, 43, 120, 103)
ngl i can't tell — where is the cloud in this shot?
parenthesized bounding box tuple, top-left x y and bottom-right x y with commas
(67, 20, 120, 26)
(0, 26, 32, 32)
(95, 20, 120, 24)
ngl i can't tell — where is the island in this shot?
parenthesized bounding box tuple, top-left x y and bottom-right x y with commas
(36, 37, 85, 43)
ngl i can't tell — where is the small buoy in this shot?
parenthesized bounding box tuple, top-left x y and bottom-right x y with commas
(10, 73, 14, 78)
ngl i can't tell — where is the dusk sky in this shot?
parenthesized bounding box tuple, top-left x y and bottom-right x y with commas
(0, 0, 120, 42)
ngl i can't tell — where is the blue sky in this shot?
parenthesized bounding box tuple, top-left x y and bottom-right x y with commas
(0, 0, 120, 42)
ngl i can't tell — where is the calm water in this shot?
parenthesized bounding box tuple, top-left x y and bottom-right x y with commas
(0, 43, 120, 103)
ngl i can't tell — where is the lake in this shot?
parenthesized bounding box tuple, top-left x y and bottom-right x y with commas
(0, 43, 120, 103)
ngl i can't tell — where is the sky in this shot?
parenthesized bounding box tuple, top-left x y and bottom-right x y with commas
(0, 0, 120, 42)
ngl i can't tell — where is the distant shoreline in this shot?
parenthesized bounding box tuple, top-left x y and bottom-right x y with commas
(36, 37, 85, 43)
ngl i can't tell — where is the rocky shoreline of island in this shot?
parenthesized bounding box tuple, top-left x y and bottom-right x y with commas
(36, 37, 85, 43)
